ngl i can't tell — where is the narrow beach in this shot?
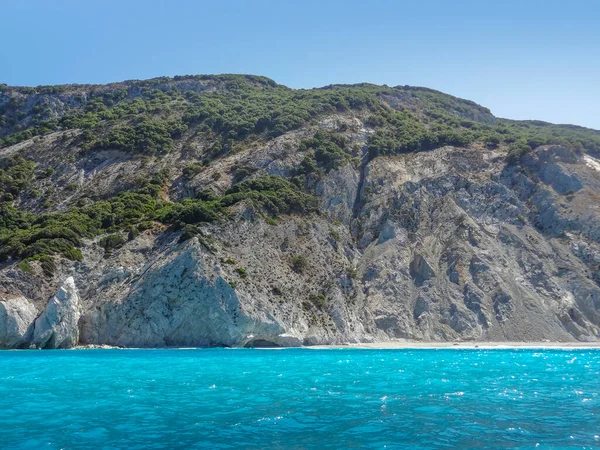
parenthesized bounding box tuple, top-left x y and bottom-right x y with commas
(309, 341, 600, 349)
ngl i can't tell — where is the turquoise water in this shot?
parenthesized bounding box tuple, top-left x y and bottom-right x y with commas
(0, 349, 599, 449)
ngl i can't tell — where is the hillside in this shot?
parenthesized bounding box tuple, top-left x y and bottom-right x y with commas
(1, 74, 600, 348)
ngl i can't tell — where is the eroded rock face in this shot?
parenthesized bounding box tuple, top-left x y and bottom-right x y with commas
(0, 296, 37, 349)
(79, 232, 372, 347)
(410, 254, 436, 285)
(81, 243, 260, 347)
(32, 277, 80, 349)
(2, 120, 600, 346)
(353, 145, 600, 342)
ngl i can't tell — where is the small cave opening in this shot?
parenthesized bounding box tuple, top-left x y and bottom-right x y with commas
(244, 339, 281, 348)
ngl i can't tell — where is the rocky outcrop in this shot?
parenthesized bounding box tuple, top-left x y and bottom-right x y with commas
(78, 219, 374, 347)
(0, 296, 37, 349)
(410, 254, 436, 285)
(81, 242, 264, 347)
(32, 277, 80, 349)
(2, 110, 600, 346)
(350, 144, 600, 342)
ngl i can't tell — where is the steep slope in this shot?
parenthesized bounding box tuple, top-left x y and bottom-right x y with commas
(1, 75, 600, 348)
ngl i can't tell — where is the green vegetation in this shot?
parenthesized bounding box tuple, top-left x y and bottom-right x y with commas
(0, 75, 375, 150)
(265, 217, 278, 226)
(308, 293, 327, 309)
(295, 131, 352, 179)
(221, 176, 319, 216)
(0, 157, 36, 200)
(180, 77, 376, 139)
(230, 163, 258, 183)
(272, 286, 283, 296)
(2, 74, 599, 163)
(158, 175, 317, 227)
(0, 172, 317, 268)
(2, 74, 600, 270)
(177, 223, 201, 242)
(20, 254, 57, 277)
(182, 162, 205, 178)
(0, 172, 169, 264)
(235, 267, 248, 278)
(92, 118, 187, 155)
(506, 139, 532, 164)
(158, 198, 222, 226)
(365, 106, 483, 159)
(291, 255, 308, 273)
(364, 98, 600, 164)
(99, 233, 126, 255)
(17, 260, 33, 274)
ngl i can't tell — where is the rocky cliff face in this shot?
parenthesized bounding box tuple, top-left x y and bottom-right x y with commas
(1, 76, 600, 347)
(32, 276, 80, 349)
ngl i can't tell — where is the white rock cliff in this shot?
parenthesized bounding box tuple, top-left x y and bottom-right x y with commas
(32, 277, 80, 349)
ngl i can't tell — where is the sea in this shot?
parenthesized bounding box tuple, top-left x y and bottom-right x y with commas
(0, 348, 598, 449)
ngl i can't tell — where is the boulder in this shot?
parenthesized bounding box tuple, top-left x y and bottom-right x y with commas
(33, 277, 80, 349)
(0, 296, 37, 349)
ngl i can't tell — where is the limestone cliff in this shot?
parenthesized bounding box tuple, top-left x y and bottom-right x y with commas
(1, 75, 599, 347)
(32, 276, 80, 349)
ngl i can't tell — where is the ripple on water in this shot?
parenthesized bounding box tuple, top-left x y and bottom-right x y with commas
(0, 348, 599, 449)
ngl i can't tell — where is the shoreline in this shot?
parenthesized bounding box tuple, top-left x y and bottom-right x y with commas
(62, 341, 600, 351)
(307, 341, 600, 349)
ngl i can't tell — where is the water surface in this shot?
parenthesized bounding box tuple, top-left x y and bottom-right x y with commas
(0, 348, 598, 449)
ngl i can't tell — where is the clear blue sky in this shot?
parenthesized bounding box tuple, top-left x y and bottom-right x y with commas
(2, 0, 599, 129)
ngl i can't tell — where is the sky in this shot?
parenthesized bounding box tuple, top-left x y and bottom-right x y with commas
(1, 0, 599, 129)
